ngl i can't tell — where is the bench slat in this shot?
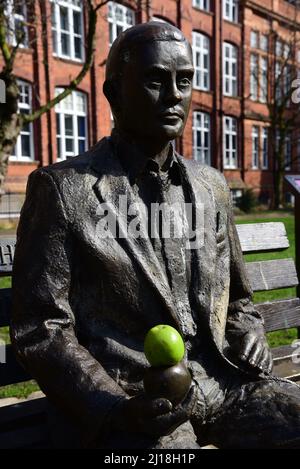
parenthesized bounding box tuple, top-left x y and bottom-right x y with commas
(0, 423, 48, 449)
(246, 258, 298, 291)
(0, 345, 32, 386)
(0, 288, 12, 327)
(0, 237, 15, 277)
(256, 298, 300, 332)
(272, 344, 300, 382)
(237, 222, 289, 253)
(0, 396, 46, 425)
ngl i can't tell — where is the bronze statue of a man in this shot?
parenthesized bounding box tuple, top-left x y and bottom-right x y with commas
(11, 22, 300, 449)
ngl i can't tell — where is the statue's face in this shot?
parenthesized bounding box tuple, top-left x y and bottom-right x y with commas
(117, 39, 194, 142)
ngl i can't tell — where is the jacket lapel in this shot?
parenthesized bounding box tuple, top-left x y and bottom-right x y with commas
(177, 157, 225, 350)
(90, 138, 181, 331)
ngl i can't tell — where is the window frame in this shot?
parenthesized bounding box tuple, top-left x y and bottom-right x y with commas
(5, 0, 29, 48)
(252, 126, 259, 169)
(285, 134, 292, 171)
(192, 111, 211, 165)
(192, 0, 210, 12)
(259, 56, 268, 103)
(107, 2, 135, 46)
(262, 127, 269, 170)
(192, 31, 210, 91)
(10, 80, 34, 162)
(55, 88, 88, 161)
(51, 0, 85, 62)
(223, 42, 238, 97)
(250, 53, 258, 101)
(223, 116, 238, 169)
(223, 0, 239, 23)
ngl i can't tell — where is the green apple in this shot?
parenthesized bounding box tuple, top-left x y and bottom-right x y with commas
(144, 324, 185, 367)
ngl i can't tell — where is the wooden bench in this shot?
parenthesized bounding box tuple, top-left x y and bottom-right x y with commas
(0, 219, 300, 448)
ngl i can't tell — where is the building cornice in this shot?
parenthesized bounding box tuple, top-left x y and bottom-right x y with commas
(244, 0, 300, 30)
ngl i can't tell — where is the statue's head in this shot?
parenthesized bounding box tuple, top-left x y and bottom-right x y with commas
(103, 22, 194, 144)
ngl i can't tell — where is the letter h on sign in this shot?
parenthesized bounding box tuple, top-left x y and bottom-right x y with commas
(0, 244, 15, 268)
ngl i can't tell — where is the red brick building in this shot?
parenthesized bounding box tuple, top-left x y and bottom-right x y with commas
(2, 0, 300, 208)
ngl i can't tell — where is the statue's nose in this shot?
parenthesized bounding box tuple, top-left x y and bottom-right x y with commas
(164, 81, 181, 105)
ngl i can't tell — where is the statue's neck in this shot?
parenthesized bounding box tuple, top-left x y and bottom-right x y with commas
(111, 128, 171, 170)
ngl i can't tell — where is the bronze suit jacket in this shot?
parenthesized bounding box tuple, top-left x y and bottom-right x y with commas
(11, 136, 265, 443)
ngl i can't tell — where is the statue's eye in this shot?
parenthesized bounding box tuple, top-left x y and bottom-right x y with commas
(146, 78, 162, 88)
(177, 77, 191, 88)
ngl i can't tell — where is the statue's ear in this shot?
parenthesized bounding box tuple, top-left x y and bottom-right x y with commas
(103, 80, 120, 111)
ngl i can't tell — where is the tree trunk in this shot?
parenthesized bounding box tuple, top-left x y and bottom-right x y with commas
(273, 150, 285, 209)
(0, 73, 22, 194)
(0, 114, 22, 194)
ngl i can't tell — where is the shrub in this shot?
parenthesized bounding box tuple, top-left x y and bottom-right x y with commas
(237, 189, 258, 213)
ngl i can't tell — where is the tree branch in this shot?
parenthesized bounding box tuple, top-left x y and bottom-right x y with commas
(24, 0, 99, 124)
(0, 5, 12, 69)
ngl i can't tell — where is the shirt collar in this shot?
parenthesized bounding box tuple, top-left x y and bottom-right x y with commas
(110, 129, 181, 185)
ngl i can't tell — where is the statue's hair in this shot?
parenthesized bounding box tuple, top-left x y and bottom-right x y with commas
(105, 22, 190, 82)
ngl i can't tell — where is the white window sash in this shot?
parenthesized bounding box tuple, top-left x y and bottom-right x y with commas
(250, 54, 258, 101)
(259, 57, 268, 103)
(223, 43, 238, 96)
(193, 112, 211, 165)
(193, 32, 210, 91)
(10, 80, 34, 162)
(223, 0, 238, 23)
(55, 89, 88, 161)
(5, 0, 28, 47)
(192, 0, 210, 11)
(51, 0, 84, 62)
(108, 2, 135, 46)
(252, 127, 259, 169)
(262, 128, 269, 169)
(223, 116, 237, 169)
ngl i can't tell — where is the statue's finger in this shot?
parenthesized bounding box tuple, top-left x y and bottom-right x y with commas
(239, 332, 257, 361)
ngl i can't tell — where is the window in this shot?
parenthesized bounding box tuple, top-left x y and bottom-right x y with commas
(223, 42, 238, 96)
(250, 54, 258, 101)
(223, 0, 239, 23)
(223, 116, 238, 169)
(108, 2, 135, 46)
(193, 112, 211, 165)
(285, 135, 292, 170)
(252, 126, 259, 169)
(260, 56, 268, 103)
(55, 89, 88, 161)
(51, 0, 84, 61)
(5, 0, 28, 47)
(275, 61, 282, 101)
(193, 32, 210, 91)
(276, 39, 283, 57)
(231, 189, 242, 206)
(250, 31, 258, 49)
(283, 64, 291, 96)
(193, 0, 210, 11)
(283, 43, 290, 59)
(260, 34, 268, 52)
(262, 127, 269, 169)
(10, 81, 34, 161)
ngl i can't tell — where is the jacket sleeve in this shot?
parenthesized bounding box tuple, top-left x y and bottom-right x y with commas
(10, 169, 128, 446)
(225, 195, 266, 344)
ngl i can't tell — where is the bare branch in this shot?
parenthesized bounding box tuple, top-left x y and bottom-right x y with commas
(0, 4, 12, 69)
(24, 0, 99, 124)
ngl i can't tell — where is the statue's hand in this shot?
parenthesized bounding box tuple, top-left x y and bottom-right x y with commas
(236, 331, 273, 374)
(109, 386, 196, 438)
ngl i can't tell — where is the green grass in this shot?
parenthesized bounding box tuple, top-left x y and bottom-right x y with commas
(0, 276, 40, 398)
(0, 381, 39, 399)
(235, 215, 297, 347)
